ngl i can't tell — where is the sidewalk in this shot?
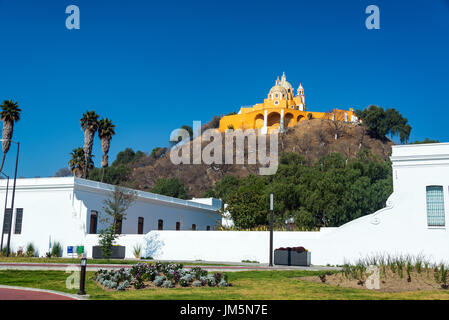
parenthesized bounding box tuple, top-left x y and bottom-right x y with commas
(0, 261, 341, 272)
(0, 285, 87, 300)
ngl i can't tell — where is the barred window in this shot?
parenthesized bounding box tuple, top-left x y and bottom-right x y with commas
(2, 209, 12, 234)
(14, 208, 23, 234)
(426, 186, 445, 227)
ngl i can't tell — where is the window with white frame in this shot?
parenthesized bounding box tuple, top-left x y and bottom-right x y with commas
(426, 186, 445, 227)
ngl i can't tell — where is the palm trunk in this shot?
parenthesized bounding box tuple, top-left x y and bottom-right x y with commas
(100, 137, 110, 168)
(100, 137, 111, 183)
(83, 129, 95, 178)
(0, 121, 13, 172)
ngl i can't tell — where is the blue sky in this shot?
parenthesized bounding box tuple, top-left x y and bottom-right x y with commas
(0, 0, 448, 177)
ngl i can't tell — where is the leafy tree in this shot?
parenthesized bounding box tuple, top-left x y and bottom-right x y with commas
(53, 167, 72, 177)
(410, 138, 439, 144)
(213, 150, 392, 230)
(88, 165, 131, 185)
(151, 177, 189, 199)
(98, 186, 137, 259)
(149, 147, 167, 159)
(112, 148, 145, 166)
(0, 100, 21, 172)
(213, 175, 240, 203)
(226, 175, 268, 229)
(356, 105, 411, 143)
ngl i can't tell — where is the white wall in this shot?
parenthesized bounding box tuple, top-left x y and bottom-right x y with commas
(3, 143, 449, 266)
(80, 143, 449, 265)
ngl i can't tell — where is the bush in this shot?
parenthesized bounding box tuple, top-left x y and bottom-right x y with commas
(51, 242, 63, 257)
(16, 247, 24, 257)
(206, 274, 217, 287)
(218, 279, 228, 287)
(192, 280, 202, 287)
(133, 244, 142, 259)
(191, 266, 208, 279)
(95, 261, 231, 290)
(153, 275, 165, 287)
(180, 274, 194, 287)
(26, 243, 35, 257)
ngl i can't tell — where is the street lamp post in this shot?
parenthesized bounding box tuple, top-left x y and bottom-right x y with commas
(0, 172, 9, 250)
(78, 255, 87, 295)
(269, 193, 274, 267)
(0, 140, 20, 257)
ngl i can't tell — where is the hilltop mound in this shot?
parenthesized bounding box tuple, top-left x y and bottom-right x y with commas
(126, 119, 393, 197)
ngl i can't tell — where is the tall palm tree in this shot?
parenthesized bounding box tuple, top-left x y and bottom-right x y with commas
(80, 111, 99, 178)
(98, 118, 116, 182)
(68, 147, 94, 178)
(0, 100, 21, 172)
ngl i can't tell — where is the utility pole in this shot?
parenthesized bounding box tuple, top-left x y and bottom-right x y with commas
(269, 193, 273, 267)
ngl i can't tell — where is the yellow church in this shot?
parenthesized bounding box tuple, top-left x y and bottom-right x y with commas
(218, 73, 359, 134)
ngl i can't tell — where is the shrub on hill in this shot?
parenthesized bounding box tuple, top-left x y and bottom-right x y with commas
(222, 150, 392, 230)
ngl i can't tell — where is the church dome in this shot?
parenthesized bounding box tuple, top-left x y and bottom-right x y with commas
(269, 84, 287, 95)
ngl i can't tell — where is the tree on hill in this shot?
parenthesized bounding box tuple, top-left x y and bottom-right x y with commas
(112, 148, 145, 166)
(214, 150, 392, 230)
(149, 147, 167, 159)
(53, 167, 72, 177)
(356, 105, 411, 144)
(225, 175, 268, 229)
(151, 177, 189, 199)
(88, 165, 131, 185)
(409, 138, 439, 144)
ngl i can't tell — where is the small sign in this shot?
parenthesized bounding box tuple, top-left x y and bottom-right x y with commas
(77, 246, 84, 254)
(67, 246, 73, 254)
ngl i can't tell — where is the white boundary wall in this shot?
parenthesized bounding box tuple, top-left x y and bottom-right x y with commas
(4, 143, 449, 266)
(84, 143, 449, 265)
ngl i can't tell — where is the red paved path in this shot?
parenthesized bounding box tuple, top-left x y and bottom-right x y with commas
(0, 287, 77, 300)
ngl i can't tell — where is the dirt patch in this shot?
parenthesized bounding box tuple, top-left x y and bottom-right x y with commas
(302, 270, 446, 292)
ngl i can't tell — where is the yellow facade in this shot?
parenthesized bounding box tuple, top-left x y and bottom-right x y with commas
(219, 73, 358, 133)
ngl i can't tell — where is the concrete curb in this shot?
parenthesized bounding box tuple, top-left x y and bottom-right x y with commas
(0, 285, 89, 300)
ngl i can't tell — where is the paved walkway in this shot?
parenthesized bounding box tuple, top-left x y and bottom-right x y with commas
(0, 285, 85, 300)
(0, 262, 341, 272)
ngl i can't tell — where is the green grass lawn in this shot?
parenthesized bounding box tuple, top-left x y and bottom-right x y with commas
(1, 270, 449, 300)
(0, 257, 226, 266)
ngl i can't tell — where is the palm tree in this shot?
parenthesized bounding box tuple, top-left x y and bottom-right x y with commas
(0, 100, 21, 172)
(68, 147, 94, 178)
(98, 118, 116, 182)
(80, 111, 99, 178)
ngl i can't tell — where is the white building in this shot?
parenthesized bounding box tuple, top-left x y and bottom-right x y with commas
(1, 143, 448, 265)
(0, 177, 221, 257)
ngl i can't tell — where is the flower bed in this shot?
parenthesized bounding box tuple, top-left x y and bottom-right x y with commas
(94, 262, 232, 290)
